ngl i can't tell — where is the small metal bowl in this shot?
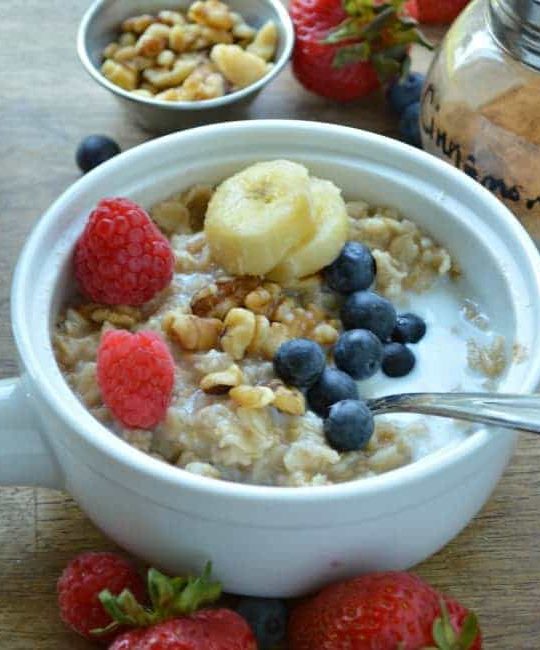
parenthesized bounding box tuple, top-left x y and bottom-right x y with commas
(77, 0, 294, 133)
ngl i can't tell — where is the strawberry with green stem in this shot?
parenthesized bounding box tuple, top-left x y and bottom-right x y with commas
(94, 563, 256, 649)
(288, 571, 482, 649)
(291, 0, 432, 101)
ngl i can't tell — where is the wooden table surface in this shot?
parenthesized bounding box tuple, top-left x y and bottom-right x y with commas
(1, 2, 539, 648)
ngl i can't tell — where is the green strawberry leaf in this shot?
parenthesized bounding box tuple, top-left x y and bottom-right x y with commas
(173, 562, 222, 615)
(324, 17, 362, 44)
(371, 53, 401, 81)
(432, 600, 480, 650)
(333, 42, 371, 67)
(323, 0, 433, 87)
(91, 562, 222, 636)
(343, 0, 377, 15)
(148, 568, 176, 612)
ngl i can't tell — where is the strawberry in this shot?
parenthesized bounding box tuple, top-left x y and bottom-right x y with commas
(406, 0, 470, 24)
(109, 609, 257, 650)
(91, 562, 255, 649)
(290, 0, 432, 101)
(57, 552, 146, 643)
(288, 571, 482, 649)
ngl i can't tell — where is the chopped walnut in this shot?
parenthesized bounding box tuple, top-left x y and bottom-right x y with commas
(158, 10, 186, 26)
(221, 308, 256, 360)
(191, 276, 260, 318)
(246, 20, 278, 62)
(310, 322, 339, 345)
(229, 385, 275, 409)
(181, 63, 226, 100)
(76, 304, 142, 328)
(230, 12, 256, 41)
(112, 45, 137, 62)
(101, 59, 138, 91)
(151, 197, 191, 235)
(188, 0, 234, 30)
(271, 383, 306, 416)
(244, 282, 282, 317)
(143, 54, 200, 89)
(122, 14, 155, 34)
(200, 363, 244, 394)
(135, 23, 171, 57)
(163, 311, 223, 351)
(244, 316, 290, 360)
(169, 23, 202, 52)
(210, 44, 268, 88)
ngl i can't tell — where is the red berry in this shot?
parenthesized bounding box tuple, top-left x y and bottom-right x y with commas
(97, 330, 175, 429)
(290, 0, 380, 101)
(289, 572, 482, 650)
(407, 0, 470, 23)
(109, 609, 257, 650)
(75, 197, 174, 306)
(57, 552, 145, 643)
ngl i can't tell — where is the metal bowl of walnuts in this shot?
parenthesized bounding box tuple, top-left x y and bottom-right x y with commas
(77, 0, 294, 133)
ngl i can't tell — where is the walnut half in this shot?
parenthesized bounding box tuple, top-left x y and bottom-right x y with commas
(163, 311, 223, 351)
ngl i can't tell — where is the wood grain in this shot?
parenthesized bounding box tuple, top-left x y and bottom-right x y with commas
(0, 2, 538, 648)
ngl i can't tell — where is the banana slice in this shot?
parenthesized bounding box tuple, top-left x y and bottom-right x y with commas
(205, 160, 315, 276)
(267, 177, 348, 283)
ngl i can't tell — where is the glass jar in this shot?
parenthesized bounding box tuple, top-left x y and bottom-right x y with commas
(421, 0, 540, 242)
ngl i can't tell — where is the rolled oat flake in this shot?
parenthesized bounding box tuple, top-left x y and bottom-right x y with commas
(421, 0, 540, 243)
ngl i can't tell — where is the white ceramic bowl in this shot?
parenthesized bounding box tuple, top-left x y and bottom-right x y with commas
(3, 121, 540, 597)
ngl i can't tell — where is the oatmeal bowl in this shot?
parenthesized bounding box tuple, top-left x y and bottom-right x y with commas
(3, 120, 540, 597)
(77, 0, 293, 132)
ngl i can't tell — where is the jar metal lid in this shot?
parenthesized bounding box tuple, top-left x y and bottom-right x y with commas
(489, 0, 540, 70)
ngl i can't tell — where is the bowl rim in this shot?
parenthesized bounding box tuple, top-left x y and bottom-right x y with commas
(76, 0, 295, 111)
(12, 119, 540, 505)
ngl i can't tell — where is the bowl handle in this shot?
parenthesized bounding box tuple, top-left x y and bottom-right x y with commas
(0, 377, 63, 488)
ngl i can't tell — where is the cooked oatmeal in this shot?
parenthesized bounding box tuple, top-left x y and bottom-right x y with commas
(54, 176, 508, 487)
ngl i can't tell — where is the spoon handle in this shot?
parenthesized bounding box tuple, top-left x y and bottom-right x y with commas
(367, 393, 540, 434)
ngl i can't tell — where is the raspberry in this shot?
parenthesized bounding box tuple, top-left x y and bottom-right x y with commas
(97, 330, 175, 429)
(109, 609, 257, 650)
(57, 552, 145, 643)
(75, 197, 174, 306)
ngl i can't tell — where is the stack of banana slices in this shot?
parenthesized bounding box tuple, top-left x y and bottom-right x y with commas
(204, 160, 348, 281)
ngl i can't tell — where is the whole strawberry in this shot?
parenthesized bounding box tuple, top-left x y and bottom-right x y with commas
(406, 0, 470, 24)
(290, 0, 432, 101)
(94, 562, 254, 649)
(288, 571, 482, 649)
(75, 197, 174, 306)
(97, 329, 175, 429)
(109, 609, 257, 650)
(57, 552, 145, 643)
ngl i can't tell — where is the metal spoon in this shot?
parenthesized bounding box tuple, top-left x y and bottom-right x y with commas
(367, 393, 540, 434)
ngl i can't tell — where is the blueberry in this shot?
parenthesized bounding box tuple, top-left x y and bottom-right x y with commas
(236, 597, 288, 650)
(273, 338, 325, 388)
(307, 367, 359, 417)
(76, 135, 121, 173)
(324, 399, 374, 452)
(387, 72, 425, 114)
(399, 101, 422, 148)
(334, 329, 383, 380)
(340, 291, 397, 341)
(382, 342, 416, 377)
(324, 241, 376, 294)
(392, 313, 427, 344)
